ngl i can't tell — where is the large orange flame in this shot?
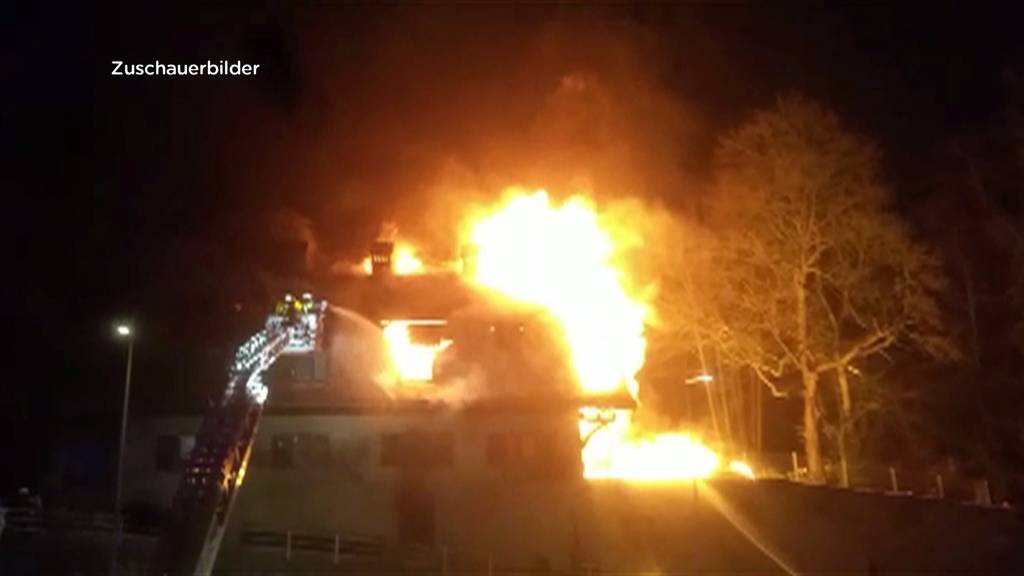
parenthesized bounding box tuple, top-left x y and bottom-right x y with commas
(392, 245, 424, 275)
(465, 190, 646, 396)
(462, 189, 736, 481)
(382, 320, 451, 383)
(580, 408, 720, 480)
(360, 242, 424, 275)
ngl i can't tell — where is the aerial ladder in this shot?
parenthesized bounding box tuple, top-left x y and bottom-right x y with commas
(155, 294, 326, 575)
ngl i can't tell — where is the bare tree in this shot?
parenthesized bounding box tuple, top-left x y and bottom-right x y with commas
(648, 203, 783, 454)
(707, 95, 953, 482)
(644, 217, 725, 442)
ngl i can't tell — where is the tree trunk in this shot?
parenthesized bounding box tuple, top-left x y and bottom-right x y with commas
(795, 271, 823, 482)
(695, 342, 721, 445)
(714, 347, 735, 446)
(962, 259, 981, 367)
(802, 368, 824, 482)
(837, 423, 850, 487)
(754, 367, 763, 452)
(836, 363, 853, 487)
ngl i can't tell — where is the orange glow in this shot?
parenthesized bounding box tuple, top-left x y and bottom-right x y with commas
(382, 320, 451, 381)
(462, 189, 725, 481)
(393, 244, 424, 275)
(464, 190, 646, 396)
(359, 242, 424, 275)
(728, 460, 756, 480)
(580, 409, 719, 480)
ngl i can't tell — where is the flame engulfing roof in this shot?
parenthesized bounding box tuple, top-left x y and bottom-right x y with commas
(322, 188, 752, 481)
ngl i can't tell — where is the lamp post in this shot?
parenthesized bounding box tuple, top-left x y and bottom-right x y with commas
(111, 323, 134, 575)
(685, 373, 714, 385)
(685, 373, 720, 444)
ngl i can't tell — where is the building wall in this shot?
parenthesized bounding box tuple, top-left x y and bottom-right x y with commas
(216, 407, 584, 572)
(120, 411, 1024, 574)
(122, 416, 202, 516)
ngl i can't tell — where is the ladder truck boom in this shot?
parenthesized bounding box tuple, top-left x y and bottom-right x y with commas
(155, 294, 326, 575)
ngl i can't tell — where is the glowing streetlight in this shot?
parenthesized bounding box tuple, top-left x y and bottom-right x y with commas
(684, 372, 720, 444)
(111, 322, 134, 575)
(685, 373, 714, 385)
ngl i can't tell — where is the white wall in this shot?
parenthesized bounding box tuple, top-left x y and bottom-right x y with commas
(219, 407, 584, 571)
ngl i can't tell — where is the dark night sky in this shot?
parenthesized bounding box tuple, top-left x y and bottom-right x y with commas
(4, 3, 1022, 491)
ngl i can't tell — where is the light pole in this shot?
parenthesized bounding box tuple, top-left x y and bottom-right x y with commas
(684, 373, 714, 385)
(685, 373, 720, 444)
(111, 323, 134, 575)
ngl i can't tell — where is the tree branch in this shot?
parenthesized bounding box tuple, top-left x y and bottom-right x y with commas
(816, 328, 898, 374)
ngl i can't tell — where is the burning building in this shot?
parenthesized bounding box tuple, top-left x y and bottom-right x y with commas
(116, 189, 724, 573)
(110, 190, 1023, 575)
(120, 261, 606, 572)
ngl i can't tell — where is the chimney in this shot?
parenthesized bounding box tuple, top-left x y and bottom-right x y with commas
(370, 241, 394, 276)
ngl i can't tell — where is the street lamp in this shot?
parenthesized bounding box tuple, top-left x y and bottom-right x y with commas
(684, 372, 720, 443)
(111, 323, 134, 575)
(685, 373, 714, 385)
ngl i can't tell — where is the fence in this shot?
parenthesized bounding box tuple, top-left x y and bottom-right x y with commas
(0, 506, 161, 539)
(241, 527, 385, 564)
(755, 450, 1018, 509)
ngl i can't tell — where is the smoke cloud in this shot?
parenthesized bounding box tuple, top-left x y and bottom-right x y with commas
(240, 9, 705, 271)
